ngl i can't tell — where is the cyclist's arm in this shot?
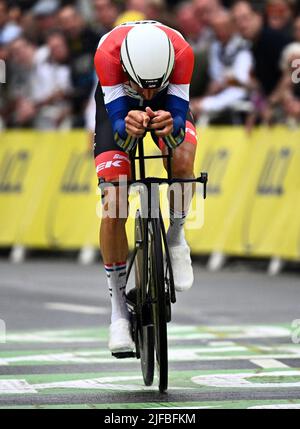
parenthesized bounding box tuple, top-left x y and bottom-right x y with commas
(163, 44, 195, 148)
(94, 48, 137, 152)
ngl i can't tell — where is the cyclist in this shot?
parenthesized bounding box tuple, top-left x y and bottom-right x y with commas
(94, 21, 197, 354)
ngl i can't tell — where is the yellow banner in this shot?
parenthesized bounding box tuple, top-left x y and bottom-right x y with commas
(221, 127, 300, 260)
(185, 127, 252, 253)
(0, 131, 99, 249)
(0, 128, 300, 261)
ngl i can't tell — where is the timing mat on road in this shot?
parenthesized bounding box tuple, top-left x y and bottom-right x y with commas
(0, 324, 300, 409)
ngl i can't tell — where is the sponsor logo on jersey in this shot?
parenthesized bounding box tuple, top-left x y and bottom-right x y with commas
(96, 160, 124, 174)
(113, 154, 130, 163)
(186, 127, 196, 137)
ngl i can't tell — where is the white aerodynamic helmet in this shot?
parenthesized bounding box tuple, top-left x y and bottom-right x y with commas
(120, 24, 175, 89)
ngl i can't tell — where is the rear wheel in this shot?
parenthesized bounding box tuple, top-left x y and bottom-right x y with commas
(134, 211, 154, 387)
(150, 218, 168, 393)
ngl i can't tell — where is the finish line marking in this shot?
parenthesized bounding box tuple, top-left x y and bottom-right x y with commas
(0, 351, 299, 365)
(5, 324, 292, 344)
(192, 370, 300, 388)
(45, 303, 109, 315)
(250, 359, 290, 369)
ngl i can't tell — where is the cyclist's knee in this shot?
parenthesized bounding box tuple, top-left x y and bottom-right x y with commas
(171, 152, 194, 178)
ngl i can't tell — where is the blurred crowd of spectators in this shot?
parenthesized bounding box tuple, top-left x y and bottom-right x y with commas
(0, 0, 300, 131)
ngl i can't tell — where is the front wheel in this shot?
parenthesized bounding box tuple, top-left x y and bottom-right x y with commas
(150, 218, 168, 393)
(134, 211, 154, 387)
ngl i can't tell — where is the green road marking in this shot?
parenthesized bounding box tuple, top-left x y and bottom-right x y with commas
(0, 324, 299, 408)
(0, 368, 300, 395)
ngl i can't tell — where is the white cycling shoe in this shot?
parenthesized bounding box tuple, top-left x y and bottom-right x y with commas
(168, 243, 194, 292)
(108, 318, 135, 353)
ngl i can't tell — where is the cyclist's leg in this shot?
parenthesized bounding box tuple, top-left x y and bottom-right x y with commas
(94, 83, 131, 268)
(157, 110, 198, 291)
(161, 110, 198, 244)
(94, 84, 134, 348)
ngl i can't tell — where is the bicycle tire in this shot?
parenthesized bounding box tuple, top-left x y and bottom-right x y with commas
(134, 211, 154, 387)
(150, 218, 168, 393)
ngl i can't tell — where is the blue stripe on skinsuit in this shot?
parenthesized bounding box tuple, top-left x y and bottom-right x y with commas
(165, 94, 189, 135)
(105, 96, 131, 139)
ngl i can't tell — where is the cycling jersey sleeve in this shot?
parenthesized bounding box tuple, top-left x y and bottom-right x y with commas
(164, 44, 195, 149)
(94, 48, 138, 153)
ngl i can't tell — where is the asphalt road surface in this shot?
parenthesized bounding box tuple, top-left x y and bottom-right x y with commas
(0, 259, 300, 409)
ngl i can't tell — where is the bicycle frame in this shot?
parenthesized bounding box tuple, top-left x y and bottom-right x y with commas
(99, 139, 208, 295)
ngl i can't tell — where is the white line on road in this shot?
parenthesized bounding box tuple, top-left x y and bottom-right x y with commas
(192, 370, 300, 388)
(0, 380, 37, 394)
(250, 359, 290, 369)
(45, 302, 109, 315)
(249, 404, 300, 409)
(1, 351, 300, 366)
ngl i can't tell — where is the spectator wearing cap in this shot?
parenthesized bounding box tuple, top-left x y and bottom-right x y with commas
(0, 0, 22, 46)
(31, 0, 60, 45)
(58, 5, 99, 128)
(191, 10, 253, 123)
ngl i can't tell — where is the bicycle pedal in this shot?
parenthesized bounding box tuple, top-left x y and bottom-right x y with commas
(112, 351, 136, 359)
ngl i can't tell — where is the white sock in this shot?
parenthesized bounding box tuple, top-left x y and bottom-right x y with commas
(105, 262, 129, 324)
(167, 208, 187, 246)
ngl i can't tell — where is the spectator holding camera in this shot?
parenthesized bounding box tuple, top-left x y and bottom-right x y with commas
(191, 10, 253, 123)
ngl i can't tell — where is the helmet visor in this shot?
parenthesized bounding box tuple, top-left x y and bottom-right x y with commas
(135, 76, 164, 89)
